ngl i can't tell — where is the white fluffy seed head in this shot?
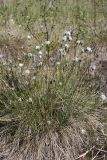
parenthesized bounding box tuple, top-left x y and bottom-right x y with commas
(86, 47, 92, 52)
(27, 35, 31, 39)
(39, 51, 43, 55)
(36, 46, 41, 50)
(76, 40, 84, 45)
(64, 31, 71, 36)
(45, 41, 51, 45)
(39, 55, 42, 59)
(19, 63, 24, 67)
(59, 48, 64, 53)
(65, 44, 69, 49)
(28, 97, 32, 103)
(100, 93, 107, 101)
(73, 57, 81, 62)
(62, 35, 67, 42)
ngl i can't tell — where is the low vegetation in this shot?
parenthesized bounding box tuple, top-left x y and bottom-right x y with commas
(0, 0, 107, 159)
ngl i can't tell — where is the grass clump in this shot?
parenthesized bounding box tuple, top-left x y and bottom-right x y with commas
(0, 54, 104, 159)
(0, 1, 107, 158)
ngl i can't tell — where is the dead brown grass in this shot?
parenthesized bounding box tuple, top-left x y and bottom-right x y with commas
(0, 115, 105, 160)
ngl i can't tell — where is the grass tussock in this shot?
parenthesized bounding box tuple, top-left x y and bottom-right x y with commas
(0, 51, 105, 159)
(0, 1, 107, 159)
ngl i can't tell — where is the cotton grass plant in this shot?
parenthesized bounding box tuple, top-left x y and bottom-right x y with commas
(0, 1, 107, 158)
(0, 48, 104, 159)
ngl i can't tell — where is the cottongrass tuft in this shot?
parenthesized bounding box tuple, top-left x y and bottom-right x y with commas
(0, 25, 106, 160)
